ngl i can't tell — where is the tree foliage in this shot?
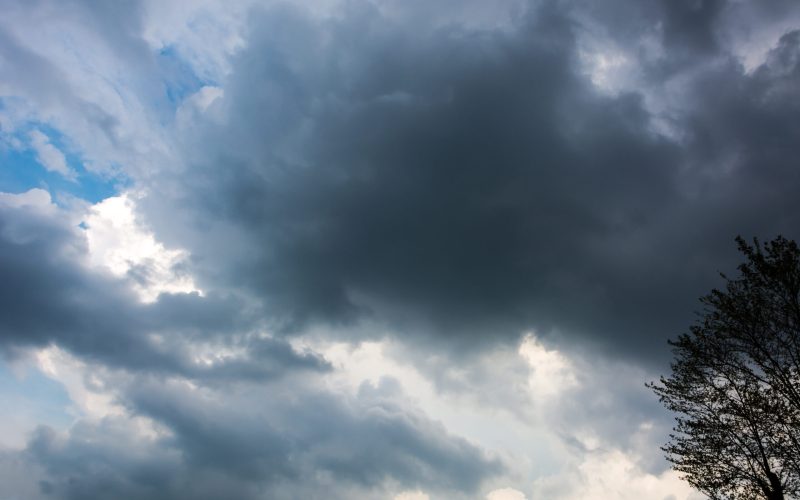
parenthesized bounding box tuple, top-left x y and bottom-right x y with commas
(650, 236, 800, 500)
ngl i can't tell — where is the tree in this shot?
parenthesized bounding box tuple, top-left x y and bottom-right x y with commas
(650, 236, 800, 500)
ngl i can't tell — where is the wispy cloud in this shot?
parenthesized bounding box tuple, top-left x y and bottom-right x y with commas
(28, 130, 75, 180)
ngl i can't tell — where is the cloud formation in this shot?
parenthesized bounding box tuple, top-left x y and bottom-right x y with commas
(1, 0, 799, 498)
(137, 0, 800, 363)
(18, 376, 500, 500)
(0, 190, 327, 382)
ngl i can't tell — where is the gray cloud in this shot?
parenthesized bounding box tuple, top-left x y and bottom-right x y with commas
(140, 0, 800, 363)
(0, 199, 328, 382)
(3, 0, 800, 498)
(18, 376, 502, 500)
(0, 198, 503, 498)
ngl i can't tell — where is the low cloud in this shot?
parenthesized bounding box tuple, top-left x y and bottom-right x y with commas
(0, 190, 327, 382)
(141, 1, 800, 364)
(13, 371, 502, 500)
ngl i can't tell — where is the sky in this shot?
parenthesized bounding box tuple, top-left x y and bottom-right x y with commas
(0, 0, 799, 498)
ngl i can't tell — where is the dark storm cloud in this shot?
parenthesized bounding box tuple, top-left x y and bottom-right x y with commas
(2, 0, 799, 498)
(18, 377, 501, 500)
(659, 0, 725, 55)
(142, 0, 800, 362)
(0, 199, 328, 381)
(156, 2, 674, 349)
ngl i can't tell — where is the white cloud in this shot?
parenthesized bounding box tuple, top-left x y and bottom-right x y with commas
(0, 0, 184, 182)
(518, 333, 578, 399)
(28, 129, 74, 179)
(83, 193, 200, 302)
(175, 85, 224, 129)
(141, 0, 251, 81)
(394, 491, 430, 500)
(0, 188, 56, 214)
(532, 448, 703, 500)
(35, 346, 123, 420)
(186, 85, 224, 112)
(487, 487, 527, 500)
(578, 46, 632, 95)
(311, 331, 700, 499)
(32, 347, 168, 445)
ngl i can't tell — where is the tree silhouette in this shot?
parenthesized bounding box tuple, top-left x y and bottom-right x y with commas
(650, 236, 800, 500)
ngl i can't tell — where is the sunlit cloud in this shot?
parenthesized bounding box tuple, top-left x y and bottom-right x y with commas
(83, 193, 200, 302)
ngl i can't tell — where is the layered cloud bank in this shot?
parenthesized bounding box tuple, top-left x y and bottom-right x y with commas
(0, 0, 798, 498)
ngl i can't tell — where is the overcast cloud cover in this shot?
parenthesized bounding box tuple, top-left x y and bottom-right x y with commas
(0, 0, 799, 498)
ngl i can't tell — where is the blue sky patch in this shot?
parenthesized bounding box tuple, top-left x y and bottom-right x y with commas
(0, 359, 74, 434)
(0, 125, 122, 204)
(158, 45, 211, 107)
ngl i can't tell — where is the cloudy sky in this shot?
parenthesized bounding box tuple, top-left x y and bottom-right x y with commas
(1, 0, 799, 498)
